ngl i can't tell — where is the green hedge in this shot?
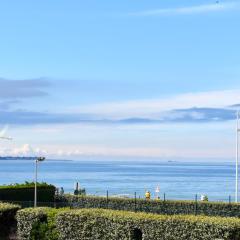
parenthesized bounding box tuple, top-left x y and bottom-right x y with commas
(16, 207, 240, 240)
(0, 182, 53, 189)
(0, 202, 20, 239)
(0, 182, 56, 202)
(17, 208, 49, 240)
(61, 194, 240, 217)
(56, 209, 240, 240)
(16, 207, 68, 240)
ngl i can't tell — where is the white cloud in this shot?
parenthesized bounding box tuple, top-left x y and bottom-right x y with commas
(73, 89, 240, 119)
(38, 144, 235, 159)
(0, 143, 86, 159)
(129, 2, 238, 16)
(1, 88, 239, 160)
(0, 120, 234, 160)
(0, 144, 47, 157)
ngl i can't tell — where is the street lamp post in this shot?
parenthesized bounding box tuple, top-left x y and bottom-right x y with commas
(236, 111, 240, 203)
(34, 157, 45, 207)
(0, 132, 12, 164)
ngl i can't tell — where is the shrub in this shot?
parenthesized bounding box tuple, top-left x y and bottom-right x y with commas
(16, 207, 240, 240)
(73, 188, 86, 196)
(61, 194, 240, 217)
(16, 207, 48, 240)
(16, 207, 68, 240)
(0, 181, 52, 189)
(0, 182, 56, 202)
(56, 208, 240, 240)
(0, 202, 20, 239)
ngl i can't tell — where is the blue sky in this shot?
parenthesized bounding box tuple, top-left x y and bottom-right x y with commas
(0, 0, 240, 160)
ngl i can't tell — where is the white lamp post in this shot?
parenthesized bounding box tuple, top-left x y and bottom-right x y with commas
(34, 157, 45, 207)
(155, 185, 160, 200)
(0, 125, 12, 141)
(0, 136, 12, 140)
(236, 111, 240, 203)
(0, 127, 12, 154)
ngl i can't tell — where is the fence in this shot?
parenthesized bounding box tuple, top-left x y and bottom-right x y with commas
(1, 192, 239, 218)
(87, 190, 234, 203)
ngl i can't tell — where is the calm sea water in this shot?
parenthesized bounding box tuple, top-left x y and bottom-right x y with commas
(0, 160, 236, 202)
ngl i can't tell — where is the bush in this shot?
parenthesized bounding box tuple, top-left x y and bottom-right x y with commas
(73, 188, 86, 196)
(0, 202, 20, 239)
(16, 207, 240, 240)
(0, 182, 52, 189)
(61, 194, 240, 217)
(0, 182, 56, 202)
(16, 207, 48, 240)
(16, 207, 67, 240)
(56, 208, 240, 240)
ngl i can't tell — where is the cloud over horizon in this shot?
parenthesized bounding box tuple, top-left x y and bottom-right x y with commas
(129, 1, 238, 17)
(0, 144, 47, 157)
(0, 105, 238, 126)
(0, 78, 50, 99)
(0, 79, 239, 160)
(0, 87, 239, 125)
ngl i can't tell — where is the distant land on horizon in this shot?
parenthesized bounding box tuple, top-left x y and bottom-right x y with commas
(0, 156, 74, 161)
(0, 156, 36, 160)
(0, 156, 234, 164)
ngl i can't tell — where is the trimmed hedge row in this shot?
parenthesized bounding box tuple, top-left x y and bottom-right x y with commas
(62, 194, 240, 217)
(16, 207, 68, 240)
(0, 202, 20, 239)
(17, 208, 48, 240)
(0, 182, 56, 202)
(16, 207, 240, 240)
(56, 209, 240, 240)
(0, 182, 53, 189)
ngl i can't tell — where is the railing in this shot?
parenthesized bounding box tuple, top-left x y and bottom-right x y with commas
(0, 192, 237, 218)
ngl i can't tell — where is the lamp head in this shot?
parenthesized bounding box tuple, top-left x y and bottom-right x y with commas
(36, 157, 45, 162)
(0, 136, 12, 140)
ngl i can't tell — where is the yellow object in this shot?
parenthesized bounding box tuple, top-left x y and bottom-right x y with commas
(145, 191, 151, 200)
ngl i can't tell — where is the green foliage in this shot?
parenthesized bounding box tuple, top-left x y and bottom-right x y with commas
(0, 202, 20, 212)
(61, 194, 240, 217)
(56, 209, 240, 240)
(0, 181, 54, 189)
(16, 207, 68, 240)
(0, 202, 20, 239)
(74, 188, 86, 196)
(29, 208, 61, 240)
(16, 208, 48, 240)
(0, 182, 56, 202)
(16, 207, 240, 240)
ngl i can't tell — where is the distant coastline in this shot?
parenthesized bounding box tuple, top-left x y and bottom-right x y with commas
(0, 157, 35, 160)
(0, 157, 73, 162)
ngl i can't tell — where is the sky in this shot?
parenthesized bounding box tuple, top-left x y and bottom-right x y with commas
(0, 0, 240, 161)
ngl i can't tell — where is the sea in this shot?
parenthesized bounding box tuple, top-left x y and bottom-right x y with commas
(0, 159, 236, 202)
